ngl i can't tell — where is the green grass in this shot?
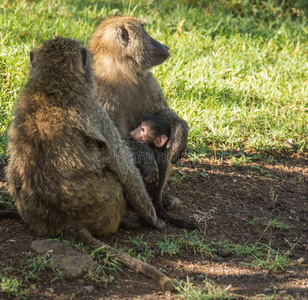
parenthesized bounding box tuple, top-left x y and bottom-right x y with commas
(0, 256, 63, 299)
(87, 247, 123, 287)
(156, 237, 182, 255)
(1, 0, 308, 160)
(127, 234, 154, 261)
(0, 194, 15, 210)
(120, 231, 294, 273)
(24, 255, 64, 283)
(0, 275, 29, 300)
(177, 277, 235, 300)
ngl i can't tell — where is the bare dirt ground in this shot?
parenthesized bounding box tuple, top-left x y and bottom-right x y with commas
(1, 153, 308, 299)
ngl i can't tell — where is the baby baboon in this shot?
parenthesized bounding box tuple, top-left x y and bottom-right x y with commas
(89, 16, 189, 210)
(5, 37, 175, 291)
(130, 115, 170, 150)
(130, 115, 197, 230)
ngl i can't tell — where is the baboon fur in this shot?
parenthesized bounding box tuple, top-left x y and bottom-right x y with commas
(89, 16, 189, 208)
(5, 37, 164, 237)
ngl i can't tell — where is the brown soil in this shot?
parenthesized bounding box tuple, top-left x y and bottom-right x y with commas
(1, 154, 308, 299)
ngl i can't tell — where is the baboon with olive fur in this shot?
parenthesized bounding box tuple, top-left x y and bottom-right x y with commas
(89, 15, 189, 211)
(5, 37, 174, 291)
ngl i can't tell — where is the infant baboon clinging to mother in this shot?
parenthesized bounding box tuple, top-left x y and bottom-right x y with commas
(89, 15, 189, 212)
(5, 37, 175, 290)
(130, 115, 198, 229)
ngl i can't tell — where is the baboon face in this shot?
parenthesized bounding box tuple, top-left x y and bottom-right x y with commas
(90, 16, 170, 71)
(130, 121, 168, 148)
(130, 122, 153, 144)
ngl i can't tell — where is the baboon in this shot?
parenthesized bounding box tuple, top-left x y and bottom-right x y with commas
(5, 37, 174, 291)
(130, 115, 197, 229)
(89, 15, 189, 211)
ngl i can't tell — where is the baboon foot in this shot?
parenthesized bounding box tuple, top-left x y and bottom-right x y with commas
(162, 193, 182, 211)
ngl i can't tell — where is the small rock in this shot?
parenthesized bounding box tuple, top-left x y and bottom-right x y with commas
(31, 240, 73, 255)
(290, 209, 296, 215)
(116, 285, 121, 289)
(47, 288, 54, 293)
(296, 257, 305, 264)
(218, 249, 232, 257)
(278, 290, 288, 295)
(31, 239, 95, 278)
(288, 278, 294, 281)
(83, 285, 95, 293)
(212, 254, 224, 261)
(264, 288, 272, 293)
(51, 252, 95, 278)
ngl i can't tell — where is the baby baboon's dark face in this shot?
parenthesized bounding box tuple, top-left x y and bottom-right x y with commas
(130, 122, 152, 144)
(130, 121, 168, 148)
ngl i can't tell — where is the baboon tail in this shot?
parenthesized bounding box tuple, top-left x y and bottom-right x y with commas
(157, 211, 198, 230)
(63, 226, 176, 291)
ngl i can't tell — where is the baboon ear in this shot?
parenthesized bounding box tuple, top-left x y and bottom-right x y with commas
(30, 51, 35, 67)
(81, 47, 87, 67)
(116, 26, 129, 45)
(154, 135, 168, 148)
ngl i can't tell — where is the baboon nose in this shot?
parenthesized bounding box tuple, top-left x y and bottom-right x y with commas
(163, 44, 169, 52)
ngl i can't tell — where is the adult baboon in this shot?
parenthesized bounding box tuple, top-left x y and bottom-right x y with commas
(5, 37, 174, 291)
(89, 15, 189, 210)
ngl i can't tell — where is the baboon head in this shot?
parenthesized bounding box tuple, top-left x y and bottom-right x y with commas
(89, 16, 170, 73)
(29, 37, 94, 87)
(130, 115, 170, 148)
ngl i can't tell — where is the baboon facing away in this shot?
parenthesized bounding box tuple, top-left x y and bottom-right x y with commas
(5, 37, 175, 291)
(130, 116, 197, 230)
(89, 15, 189, 211)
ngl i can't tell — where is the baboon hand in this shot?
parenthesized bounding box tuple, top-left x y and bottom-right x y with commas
(156, 218, 165, 230)
(142, 208, 165, 230)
